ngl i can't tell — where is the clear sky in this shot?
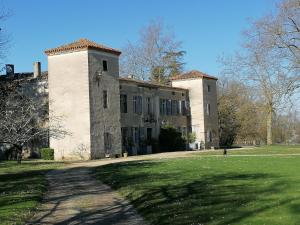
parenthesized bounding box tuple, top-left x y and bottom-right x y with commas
(2, 0, 278, 76)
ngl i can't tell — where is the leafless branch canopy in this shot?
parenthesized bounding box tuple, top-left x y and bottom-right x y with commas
(120, 20, 185, 83)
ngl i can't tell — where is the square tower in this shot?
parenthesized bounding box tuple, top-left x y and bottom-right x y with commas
(171, 71, 219, 149)
(45, 38, 122, 160)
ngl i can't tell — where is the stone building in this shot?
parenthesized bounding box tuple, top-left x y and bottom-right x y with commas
(1, 38, 219, 160)
(0, 62, 49, 159)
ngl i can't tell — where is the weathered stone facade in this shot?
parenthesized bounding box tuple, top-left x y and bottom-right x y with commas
(2, 39, 219, 160)
(46, 39, 220, 159)
(172, 74, 219, 149)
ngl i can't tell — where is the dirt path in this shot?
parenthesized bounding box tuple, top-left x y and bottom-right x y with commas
(27, 161, 148, 225)
(27, 151, 201, 225)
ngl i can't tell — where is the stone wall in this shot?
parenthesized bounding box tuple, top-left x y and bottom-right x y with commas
(48, 51, 91, 160)
(202, 79, 219, 148)
(171, 78, 219, 149)
(119, 80, 189, 153)
(88, 50, 122, 158)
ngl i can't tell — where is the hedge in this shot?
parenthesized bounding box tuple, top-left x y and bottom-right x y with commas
(40, 148, 54, 160)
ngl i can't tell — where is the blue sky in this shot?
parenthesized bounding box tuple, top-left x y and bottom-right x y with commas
(2, 0, 278, 76)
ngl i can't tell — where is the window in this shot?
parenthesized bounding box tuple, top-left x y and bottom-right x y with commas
(160, 99, 166, 115)
(104, 132, 112, 154)
(171, 100, 179, 115)
(121, 127, 128, 148)
(207, 130, 212, 142)
(181, 100, 187, 115)
(206, 103, 211, 115)
(207, 84, 211, 92)
(147, 128, 152, 141)
(120, 94, 127, 113)
(103, 60, 108, 71)
(133, 96, 142, 114)
(166, 100, 171, 115)
(146, 97, 151, 114)
(176, 101, 180, 115)
(103, 90, 108, 108)
(133, 127, 139, 144)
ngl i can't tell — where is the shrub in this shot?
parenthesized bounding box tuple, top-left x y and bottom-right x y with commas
(159, 125, 186, 152)
(40, 148, 54, 160)
(186, 132, 197, 144)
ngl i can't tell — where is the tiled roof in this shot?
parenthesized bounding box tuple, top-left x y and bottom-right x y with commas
(0, 71, 48, 81)
(171, 70, 218, 81)
(119, 77, 187, 91)
(44, 38, 121, 56)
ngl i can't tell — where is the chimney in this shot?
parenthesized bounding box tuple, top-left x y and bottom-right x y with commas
(33, 62, 41, 78)
(5, 64, 14, 78)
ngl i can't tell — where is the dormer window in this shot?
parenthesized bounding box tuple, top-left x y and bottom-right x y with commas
(103, 60, 108, 71)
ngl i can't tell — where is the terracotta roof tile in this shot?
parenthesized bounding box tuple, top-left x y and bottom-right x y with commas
(44, 38, 121, 56)
(171, 70, 218, 81)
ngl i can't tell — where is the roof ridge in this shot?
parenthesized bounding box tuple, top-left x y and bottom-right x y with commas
(171, 70, 218, 81)
(44, 38, 121, 56)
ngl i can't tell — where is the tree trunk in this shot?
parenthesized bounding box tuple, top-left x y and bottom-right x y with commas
(16, 145, 23, 164)
(267, 109, 273, 145)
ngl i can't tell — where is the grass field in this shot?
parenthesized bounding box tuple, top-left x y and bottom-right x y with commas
(0, 161, 62, 225)
(196, 145, 300, 156)
(95, 145, 300, 225)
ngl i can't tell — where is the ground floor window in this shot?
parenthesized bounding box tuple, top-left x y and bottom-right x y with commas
(147, 128, 152, 141)
(207, 130, 212, 142)
(104, 132, 112, 154)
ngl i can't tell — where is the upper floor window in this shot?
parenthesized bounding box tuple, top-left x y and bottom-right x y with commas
(133, 96, 142, 114)
(160, 99, 166, 115)
(103, 60, 108, 71)
(166, 100, 172, 115)
(120, 94, 127, 113)
(181, 100, 187, 115)
(206, 103, 211, 115)
(171, 100, 180, 115)
(207, 84, 211, 92)
(103, 90, 108, 108)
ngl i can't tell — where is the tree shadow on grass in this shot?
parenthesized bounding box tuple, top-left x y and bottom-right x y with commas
(95, 160, 300, 225)
(0, 168, 54, 224)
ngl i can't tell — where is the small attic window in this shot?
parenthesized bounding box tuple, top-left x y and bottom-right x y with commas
(103, 60, 108, 71)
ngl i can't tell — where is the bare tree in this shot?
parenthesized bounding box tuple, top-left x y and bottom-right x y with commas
(0, 79, 67, 163)
(255, 0, 300, 72)
(220, 0, 300, 145)
(120, 20, 185, 82)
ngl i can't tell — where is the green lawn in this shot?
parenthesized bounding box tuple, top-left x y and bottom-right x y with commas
(196, 145, 300, 156)
(0, 160, 62, 225)
(95, 145, 300, 225)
